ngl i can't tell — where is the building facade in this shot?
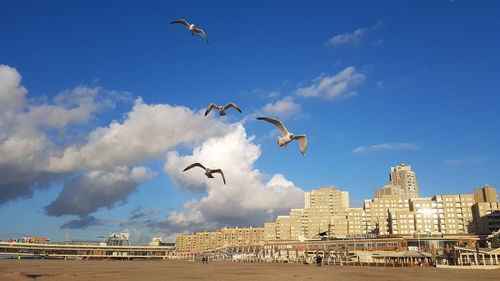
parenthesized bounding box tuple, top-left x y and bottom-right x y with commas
(472, 201, 500, 234)
(176, 166, 500, 249)
(474, 185, 498, 203)
(375, 163, 419, 199)
(176, 226, 264, 252)
(273, 186, 351, 240)
(263, 182, 498, 241)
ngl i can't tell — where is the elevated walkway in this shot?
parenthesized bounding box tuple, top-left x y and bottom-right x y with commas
(0, 242, 174, 260)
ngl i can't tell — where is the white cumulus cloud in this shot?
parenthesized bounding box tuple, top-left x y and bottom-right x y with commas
(0, 65, 27, 113)
(162, 124, 304, 236)
(0, 66, 120, 204)
(261, 96, 301, 119)
(1, 64, 307, 238)
(295, 66, 365, 100)
(46, 99, 230, 172)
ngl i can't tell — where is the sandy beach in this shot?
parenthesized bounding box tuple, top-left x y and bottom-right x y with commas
(0, 259, 498, 281)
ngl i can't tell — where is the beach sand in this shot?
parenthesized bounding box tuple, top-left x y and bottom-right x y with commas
(0, 259, 497, 281)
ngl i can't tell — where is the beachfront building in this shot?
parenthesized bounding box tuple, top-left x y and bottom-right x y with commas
(374, 163, 419, 199)
(364, 195, 411, 234)
(431, 194, 475, 234)
(305, 186, 349, 210)
(346, 208, 369, 235)
(474, 185, 498, 203)
(262, 167, 499, 241)
(175, 166, 500, 251)
(176, 226, 264, 252)
(471, 185, 500, 235)
(270, 186, 351, 240)
(264, 222, 278, 241)
(387, 194, 476, 235)
(472, 201, 500, 235)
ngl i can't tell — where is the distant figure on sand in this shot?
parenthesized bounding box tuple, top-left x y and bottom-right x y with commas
(316, 256, 322, 267)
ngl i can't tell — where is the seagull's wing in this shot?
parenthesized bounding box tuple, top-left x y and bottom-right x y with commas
(170, 19, 190, 27)
(256, 117, 288, 136)
(204, 104, 219, 116)
(223, 103, 242, 113)
(193, 28, 209, 44)
(293, 135, 307, 155)
(211, 169, 226, 185)
(183, 162, 206, 172)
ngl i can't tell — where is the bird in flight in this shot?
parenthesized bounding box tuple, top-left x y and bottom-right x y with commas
(170, 19, 209, 44)
(205, 103, 242, 116)
(256, 117, 307, 155)
(183, 163, 226, 185)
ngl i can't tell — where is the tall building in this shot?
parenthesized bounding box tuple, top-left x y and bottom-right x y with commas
(364, 195, 410, 235)
(304, 186, 349, 210)
(474, 185, 498, 203)
(375, 163, 419, 199)
(472, 186, 500, 234)
(432, 194, 475, 234)
(472, 201, 500, 234)
(263, 186, 350, 240)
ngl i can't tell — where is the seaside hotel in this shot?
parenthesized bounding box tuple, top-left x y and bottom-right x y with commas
(176, 164, 500, 252)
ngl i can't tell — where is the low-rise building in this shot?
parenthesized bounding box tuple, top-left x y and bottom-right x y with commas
(176, 227, 264, 252)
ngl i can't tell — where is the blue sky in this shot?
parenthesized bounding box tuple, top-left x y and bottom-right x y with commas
(1, 0, 499, 243)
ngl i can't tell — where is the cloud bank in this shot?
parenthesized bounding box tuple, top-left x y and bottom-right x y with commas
(45, 167, 152, 217)
(1, 64, 306, 238)
(60, 216, 106, 229)
(0, 64, 228, 217)
(162, 124, 304, 237)
(0, 65, 124, 204)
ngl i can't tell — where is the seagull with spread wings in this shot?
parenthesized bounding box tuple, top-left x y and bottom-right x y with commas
(183, 163, 226, 185)
(205, 103, 242, 116)
(170, 19, 209, 44)
(256, 117, 307, 155)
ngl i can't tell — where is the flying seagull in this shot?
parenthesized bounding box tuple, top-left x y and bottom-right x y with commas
(170, 19, 209, 44)
(183, 163, 226, 185)
(316, 230, 331, 237)
(256, 117, 307, 155)
(205, 103, 242, 116)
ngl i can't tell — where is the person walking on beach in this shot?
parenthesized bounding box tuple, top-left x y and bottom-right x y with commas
(316, 256, 322, 267)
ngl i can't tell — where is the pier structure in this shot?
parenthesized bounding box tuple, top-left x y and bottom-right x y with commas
(0, 241, 174, 260)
